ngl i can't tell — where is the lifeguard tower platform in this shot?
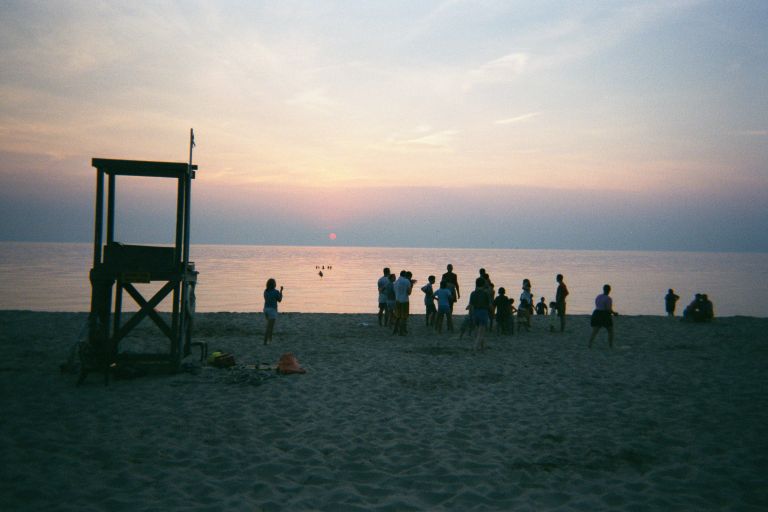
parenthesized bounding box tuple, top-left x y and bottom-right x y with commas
(84, 157, 200, 383)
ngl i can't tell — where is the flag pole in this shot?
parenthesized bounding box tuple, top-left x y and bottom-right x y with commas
(183, 128, 194, 266)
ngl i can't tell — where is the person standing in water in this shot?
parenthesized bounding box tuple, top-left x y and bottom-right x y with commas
(263, 278, 283, 345)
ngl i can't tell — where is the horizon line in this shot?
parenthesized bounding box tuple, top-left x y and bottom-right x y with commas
(1, 239, 766, 256)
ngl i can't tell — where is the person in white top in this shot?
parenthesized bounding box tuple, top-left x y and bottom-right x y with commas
(377, 267, 391, 326)
(589, 284, 618, 348)
(392, 270, 414, 335)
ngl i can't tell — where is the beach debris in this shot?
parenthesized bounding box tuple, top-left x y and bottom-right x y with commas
(207, 351, 236, 368)
(277, 353, 306, 374)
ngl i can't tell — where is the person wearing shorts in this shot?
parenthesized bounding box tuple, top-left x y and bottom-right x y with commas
(589, 284, 617, 348)
(392, 270, 412, 336)
(434, 280, 454, 334)
(469, 277, 491, 351)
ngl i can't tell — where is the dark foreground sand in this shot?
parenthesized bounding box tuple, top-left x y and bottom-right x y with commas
(0, 311, 766, 511)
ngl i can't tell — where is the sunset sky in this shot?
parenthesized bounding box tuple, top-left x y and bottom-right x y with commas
(1, 1, 767, 251)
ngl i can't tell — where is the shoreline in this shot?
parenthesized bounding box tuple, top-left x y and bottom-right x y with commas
(1, 311, 766, 510)
(1, 308, 766, 319)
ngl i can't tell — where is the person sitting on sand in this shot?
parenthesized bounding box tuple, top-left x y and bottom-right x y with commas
(589, 284, 618, 348)
(548, 301, 558, 332)
(434, 280, 454, 334)
(263, 278, 283, 345)
(683, 294, 704, 322)
(702, 294, 714, 321)
(665, 288, 680, 317)
(469, 277, 491, 351)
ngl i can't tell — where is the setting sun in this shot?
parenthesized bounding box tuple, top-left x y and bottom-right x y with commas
(328, 233, 337, 241)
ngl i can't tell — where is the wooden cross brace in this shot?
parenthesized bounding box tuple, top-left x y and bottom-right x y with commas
(114, 281, 177, 344)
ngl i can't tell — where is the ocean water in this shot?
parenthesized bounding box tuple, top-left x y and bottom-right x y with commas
(0, 242, 766, 317)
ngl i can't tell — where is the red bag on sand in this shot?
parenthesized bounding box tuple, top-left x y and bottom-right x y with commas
(277, 353, 306, 374)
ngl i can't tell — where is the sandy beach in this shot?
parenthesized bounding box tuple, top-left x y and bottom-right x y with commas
(0, 310, 766, 511)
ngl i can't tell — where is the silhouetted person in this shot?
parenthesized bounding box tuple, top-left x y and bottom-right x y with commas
(548, 301, 558, 332)
(493, 287, 512, 334)
(421, 275, 437, 327)
(263, 278, 283, 345)
(555, 274, 569, 332)
(665, 288, 680, 317)
(589, 284, 618, 348)
(385, 273, 396, 326)
(483, 272, 495, 329)
(441, 264, 460, 312)
(377, 267, 391, 326)
(683, 294, 704, 322)
(469, 277, 491, 351)
(702, 294, 714, 321)
(518, 279, 533, 332)
(535, 297, 548, 315)
(392, 270, 412, 335)
(434, 280, 454, 334)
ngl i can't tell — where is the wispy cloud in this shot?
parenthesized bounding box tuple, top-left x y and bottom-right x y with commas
(466, 53, 530, 88)
(461, 0, 704, 90)
(495, 112, 542, 125)
(388, 128, 459, 150)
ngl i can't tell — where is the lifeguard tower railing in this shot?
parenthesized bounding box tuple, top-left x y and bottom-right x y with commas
(88, 158, 198, 376)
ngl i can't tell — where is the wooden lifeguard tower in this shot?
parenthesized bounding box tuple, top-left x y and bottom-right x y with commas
(84, 137, 200, 383)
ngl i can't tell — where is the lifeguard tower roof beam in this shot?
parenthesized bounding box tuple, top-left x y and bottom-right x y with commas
(86, 156, 198, 383)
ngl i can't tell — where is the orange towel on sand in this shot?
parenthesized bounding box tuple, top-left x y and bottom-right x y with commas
(277, 353, 306, 374)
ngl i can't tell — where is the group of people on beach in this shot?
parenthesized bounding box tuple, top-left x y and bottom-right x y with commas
(261, 265, 714, 350)
(374, 265, 611, 351)
(664, 289, 715, 322)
